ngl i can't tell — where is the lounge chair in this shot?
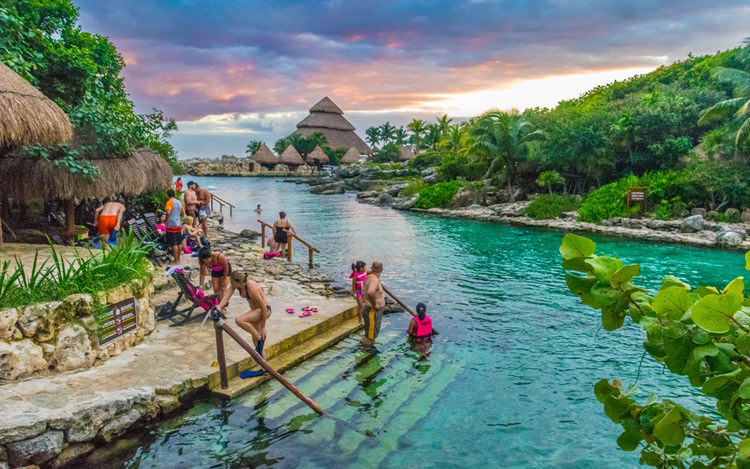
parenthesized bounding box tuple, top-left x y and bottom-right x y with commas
(158, 266, 222, 326)
(127, 218, 168, 265)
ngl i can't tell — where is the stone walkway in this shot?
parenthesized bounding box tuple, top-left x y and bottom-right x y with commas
(0, 222, 359, 467)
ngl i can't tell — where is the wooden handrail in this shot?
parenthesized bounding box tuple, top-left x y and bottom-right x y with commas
(210, 193, 235, 216)
(258, 219, 320, 268)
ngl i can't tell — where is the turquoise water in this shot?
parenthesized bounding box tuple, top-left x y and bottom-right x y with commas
(125, 177, 745, 467)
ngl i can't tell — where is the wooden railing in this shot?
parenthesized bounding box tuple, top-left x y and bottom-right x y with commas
(210, 193, 235, 216)
(258, 219, 320, 268)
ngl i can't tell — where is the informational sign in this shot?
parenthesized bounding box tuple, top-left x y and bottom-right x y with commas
(626, 187, 649, 211)
(97, 297, 138, 347)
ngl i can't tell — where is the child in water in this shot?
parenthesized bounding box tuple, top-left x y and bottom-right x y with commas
(349, 261, 367, 326)
(407, 303, 433, 342)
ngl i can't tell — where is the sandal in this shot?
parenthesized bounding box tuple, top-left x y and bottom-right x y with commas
(310, 308, 318, 313)
(301, 306, 311, 312)
(299, 311, 312, 318)
(285, 308, 295, 314)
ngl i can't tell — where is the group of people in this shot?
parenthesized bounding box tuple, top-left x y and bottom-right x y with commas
(163, 181, 214, 265)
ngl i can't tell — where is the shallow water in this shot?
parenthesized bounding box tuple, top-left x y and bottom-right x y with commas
(124, 177, 745, 467)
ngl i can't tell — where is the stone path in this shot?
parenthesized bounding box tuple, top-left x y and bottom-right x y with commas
(0, 221, 358, 468)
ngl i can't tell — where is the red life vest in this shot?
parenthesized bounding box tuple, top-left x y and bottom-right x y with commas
(411, 316, 433, 341)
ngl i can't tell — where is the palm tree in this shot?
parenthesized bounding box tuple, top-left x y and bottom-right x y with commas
(470, 111, 544, 201)
(379, 122, 396, 146)
(424, 124, 441, 151)
(246, 140, 262, 156)
(698, 66, 750, 153)
(536, 170, 565, 194)
(407, 119, 427, 152)
(365, 126, 380, 150)
(439, 125, 465, 154)
(394, 126, 408, 146)
(436, 114, 452, 133)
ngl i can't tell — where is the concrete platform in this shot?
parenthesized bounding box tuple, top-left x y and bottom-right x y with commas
(0, 280, 358, 445)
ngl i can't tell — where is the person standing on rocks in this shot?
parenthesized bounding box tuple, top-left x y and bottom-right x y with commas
(184, 181, 199, 223)
(218, 270, 271, 379)
(273, 212, 296, 257)
(362, 261, 386, 346)
(164, 190, 184, 265)
(195, 183, 212, 236)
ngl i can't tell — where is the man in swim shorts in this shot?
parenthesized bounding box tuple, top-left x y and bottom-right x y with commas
(94, 197, 125, 249)
(194, 183, 212, 236)
(362, 261, 386, 346)
(165, 189, 185, 265)
(184, 181, 199, 222)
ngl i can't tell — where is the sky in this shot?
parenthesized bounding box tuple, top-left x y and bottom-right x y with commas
(73, 0, 750, 159)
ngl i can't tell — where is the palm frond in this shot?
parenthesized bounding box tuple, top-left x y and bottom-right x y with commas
(697, 98, 746, 125)
(736, 99, 750, 118)
(735, 117, 750, 147)
(712, 67, 750, 95)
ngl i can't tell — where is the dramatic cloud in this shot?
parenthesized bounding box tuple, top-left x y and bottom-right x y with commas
(74, 0, 750, 157)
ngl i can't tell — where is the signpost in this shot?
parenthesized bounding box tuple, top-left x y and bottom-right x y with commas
(96, 297, 138, 347)
(626, 187, 649, 213)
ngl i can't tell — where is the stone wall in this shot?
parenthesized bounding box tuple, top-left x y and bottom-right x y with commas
(0, 278, 156, 381)
(181, 156, 326, 177)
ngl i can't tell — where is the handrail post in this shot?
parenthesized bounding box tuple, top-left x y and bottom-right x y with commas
(211, 196, 214, 212)
(308, 247, 313, 269)
(287, 235, 292, 262)
(214, 321, 229, 389)
(260, 222, 266, 249)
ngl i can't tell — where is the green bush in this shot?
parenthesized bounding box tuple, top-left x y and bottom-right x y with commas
(437, 154, 487, 181)
(0, 233, 153, 309)
(523, 194, 582, 220)
(398, 179, 426, 198)
(371, 143, 401, 163)
(414, 181, 461, 209)
(408, 150, 442, 170)
(706, 211, 730, 222)
(650, 196, 687, 220)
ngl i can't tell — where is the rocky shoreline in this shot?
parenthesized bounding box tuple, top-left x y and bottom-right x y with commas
(291, 165, 750, 253)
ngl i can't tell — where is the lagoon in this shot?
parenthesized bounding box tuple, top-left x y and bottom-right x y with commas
(123, 177, 745, 467)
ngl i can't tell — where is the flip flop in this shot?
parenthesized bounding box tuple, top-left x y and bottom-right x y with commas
(310, 308, 318, 313)
(301, 306, 311, 312)
(240, 369, 264, 379)
(285, 308, 295, 314)
(299, 311, 312, 318)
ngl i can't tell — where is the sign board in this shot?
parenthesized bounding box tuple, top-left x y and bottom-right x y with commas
(97, 297, 138, 347)
(626, 187, 649, 211)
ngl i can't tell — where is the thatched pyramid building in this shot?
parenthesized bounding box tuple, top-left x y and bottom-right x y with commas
(250, 143, 279, 170)
(279, 145, 305, 169)
(340, 147, 363, 164)
(294, 97, 371, 154)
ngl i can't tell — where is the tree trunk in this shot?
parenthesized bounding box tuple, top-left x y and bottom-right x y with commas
(507, 178, 515, 202)
(65, 198, 75, 232)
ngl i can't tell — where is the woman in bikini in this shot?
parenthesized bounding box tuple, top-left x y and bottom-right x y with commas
(198, 248, 231, 299)
(349, 261, 367, 326)
(272, 211, 296, 257)
(217, 270, 271, 378)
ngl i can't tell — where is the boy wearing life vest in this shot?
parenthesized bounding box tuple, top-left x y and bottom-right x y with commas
(407, 303, 433, 342)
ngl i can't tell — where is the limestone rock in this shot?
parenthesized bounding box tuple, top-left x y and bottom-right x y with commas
(18, 302, 61, 341)
(378, 193, 395, 205)
(239, 229, 259, 239)
(6, 430, 64, 466)
(717, 230, 744, 247)
(386, 183, 408, 197)
(392, 195, 418, 210)
(691, 208, 706, 217)
(742, 209, 750, 223)
(0, 308, 18, 341)
(98, 408, 142, 442)
(0, 419, 47, 445)
(48, 442, 95, 469)
(136, 298, 156, 336)
(0, 339, 48, 380)
(680, 215, 704, 232)
(310, 182, 344, 195)
(54, 324, 95, 372)
(62, 294, 93, 317)
(450, 189, 482, 209)
(725, 208, 741, 222)
(66, 403, 119, 443)
(356, 190, 378, 199)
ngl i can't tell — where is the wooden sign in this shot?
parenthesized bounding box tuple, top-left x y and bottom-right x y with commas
(626, 187, 648, 211)
(97, 297, 138, 347)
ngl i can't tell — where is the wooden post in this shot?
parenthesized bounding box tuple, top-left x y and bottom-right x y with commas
(211, 196, 214, 212)
(287, 235, 292, 262)
(64, 198, 75, 233)
(230, 204, 232, 217)
(260, 223, 266, 249)
(214, 322, 229, 389)
(0, 200, 3, 248)
(218, 320, 326, 415)
(308, 247, 313, 269)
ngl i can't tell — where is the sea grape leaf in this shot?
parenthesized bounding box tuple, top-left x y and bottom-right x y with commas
(737, 378, 750, 400)
(640, 450, 663, 466)
(661, 275, 690, 290)
(691, 328, 712, 345)
(738, 438, 750, 459)
(616, 424, 642, 451)
(591, 285, 620, 306)
(702, 368, 742, 398)
(565, 274, 595, 296)
(561, 256, 594, 273)
(652, 286, 693, 320)
(559, 234, 596, 260)
(736, 309, 750, 327)
(737, 333, 750, 355)
(594, 379, 620, 403)
(586, 256, 625, 284)
(723, 277, 745, 297)
(603, 395, 634, 423)
(602, 305, 625, 331)
(746, 252, 750, 271)
(611, 264, 640, 289)
(653, 407, 685, 447)
(691, 294, 742, 333)
(694, 286, 720, 297)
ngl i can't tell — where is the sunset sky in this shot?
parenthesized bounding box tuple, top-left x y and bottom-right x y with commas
(74, 0, 750, 158)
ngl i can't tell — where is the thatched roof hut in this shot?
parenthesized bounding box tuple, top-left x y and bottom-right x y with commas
(0, 62, 73, 156)
(399, 145, 417, 162)
(309, 145, 329, 164)
(279, 145, 304, 168)
(0, 148, 172, 202)
(251, 143, 279, 168)
(340, 147, 362, 164)
(294, 97, 371, 154)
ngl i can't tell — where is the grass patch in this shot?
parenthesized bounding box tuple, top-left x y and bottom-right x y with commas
(523, 194, 582, 220)
(398, 179, 426, 197)
(414, 181, 461, 209)
(0, 232, 153, 309)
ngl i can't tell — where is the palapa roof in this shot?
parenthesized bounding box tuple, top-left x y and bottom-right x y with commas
(340, 147, 362, 164)
(308, 145, 329, 164)
(0, 148, 172, 202)
(399, 145, 417, 162)
(294, 97, 371, 154)
(0, 62, 73, 155)
(250, 143, 279, 166)
(279, 145, 305, 166)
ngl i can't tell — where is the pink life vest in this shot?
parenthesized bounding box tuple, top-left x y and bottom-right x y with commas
(412, 316, 433, 341)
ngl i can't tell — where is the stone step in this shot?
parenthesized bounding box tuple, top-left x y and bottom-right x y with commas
(210, 314, 362, 399)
